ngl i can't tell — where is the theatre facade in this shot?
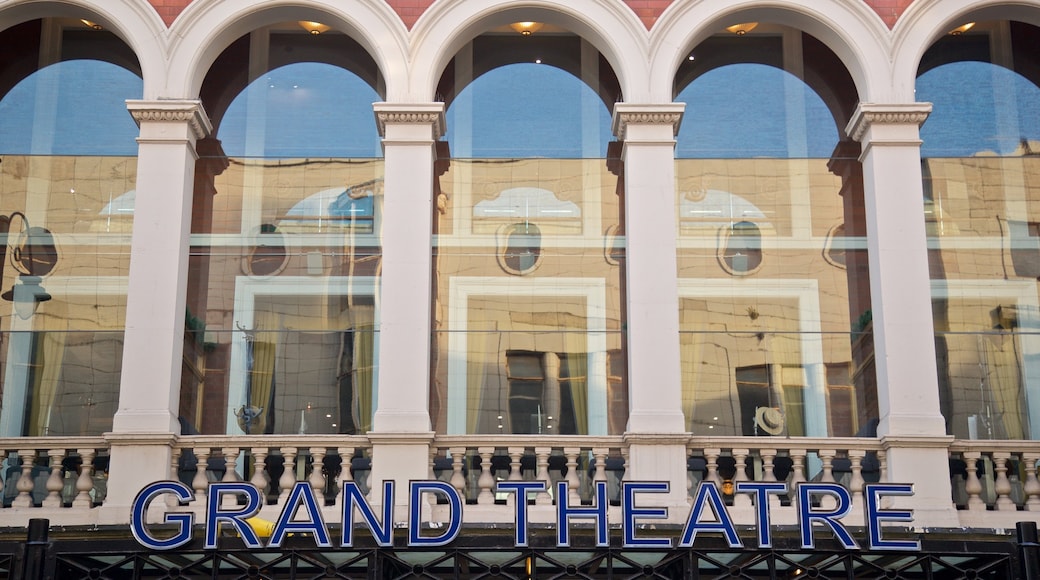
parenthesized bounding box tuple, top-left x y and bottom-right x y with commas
(1, 0, 1040, 577)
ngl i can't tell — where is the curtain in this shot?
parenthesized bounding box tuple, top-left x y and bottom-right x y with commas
(244, 311, 279, 434)
(352, 323, 376, 433)
(28, 302, 67, 436)
(982, 334, 1025, 440)
(680, 335, 701, 432)
(563, 331, 588, 435)
(466, 321, 497, 433)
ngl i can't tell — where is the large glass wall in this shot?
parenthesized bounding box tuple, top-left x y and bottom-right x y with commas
(675, 27, 875, 438)
(0, 19, 141, 437)
(430, 30, 627, 435)
(184, 26, 382, 435)
(919, 21, 1040, 440)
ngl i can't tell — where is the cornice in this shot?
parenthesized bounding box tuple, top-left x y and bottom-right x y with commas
(373, 103, 446, 138)
(126, 100, 212, 140)
(611, 103, 686, 140)
(846, 103, 932, 142)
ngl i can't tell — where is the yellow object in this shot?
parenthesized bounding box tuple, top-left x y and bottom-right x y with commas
(245, 516, 277, 538)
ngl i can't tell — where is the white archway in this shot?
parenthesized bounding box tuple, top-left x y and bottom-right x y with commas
(0, 0, 167, 99)
(893, 0, 1040, 101)
(408, 0, 649, 102)
(649, 0, 891, 105)
(166, 0, 409, 100)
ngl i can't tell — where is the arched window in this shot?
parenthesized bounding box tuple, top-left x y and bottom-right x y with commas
(431, 30, 627, 435)
(674, 26, 872, 439)
(184, 26, 383, 436)
(0, 19, 141, 437)
(918, 21, 1040, 441)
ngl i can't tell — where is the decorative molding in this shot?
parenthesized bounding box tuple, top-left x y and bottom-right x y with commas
(611, 103, 686, 140)
(846, 102, 932, 142)
(373, 103, 446, 138)
(126, 99, 212, 140)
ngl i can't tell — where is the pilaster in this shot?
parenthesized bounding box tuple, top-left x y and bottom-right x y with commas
(612, 104, 689, 514)
(102, 100, 210, 520)
(368, 103, 444, 515)
(847, 102, 958, 526)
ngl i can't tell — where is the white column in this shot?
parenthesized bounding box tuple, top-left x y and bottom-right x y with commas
(368, 103, 442, 520)
(102, 100, 210, 521)
(613, 104, 689, 521)
(847, 103, 958, 526)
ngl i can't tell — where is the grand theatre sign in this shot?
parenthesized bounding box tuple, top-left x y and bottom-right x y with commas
(130, 480, 919, 552)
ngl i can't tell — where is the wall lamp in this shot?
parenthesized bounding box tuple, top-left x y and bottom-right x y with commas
(0, 212, 58, 319)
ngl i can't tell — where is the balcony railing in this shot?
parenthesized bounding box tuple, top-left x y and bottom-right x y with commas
(1, 434, 1039, 532)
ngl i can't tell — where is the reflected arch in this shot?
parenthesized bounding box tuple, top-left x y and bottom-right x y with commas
(650, 0, 890, 105)
(166, 0, 407, 100)
(410, 0, 647, 103)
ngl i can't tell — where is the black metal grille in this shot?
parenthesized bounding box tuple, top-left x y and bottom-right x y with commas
(2, 530, 1025, 580)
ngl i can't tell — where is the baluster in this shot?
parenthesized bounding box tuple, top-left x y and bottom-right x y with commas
(73, 449, 96, 509)
(335, 446, 354, 509)
(789, 450, 807, 512)
(704, 448, 722, 488)
(192, 447, 211, 503)
(564, 448, 581, 505)
(41, 449, 64, 508)
(759, 448, 781, 510)
(508, 447, 524, 481)
(848, 450, 866, 507)
(686, 448, 696, 505)
(993, 451, 1015, 511)
(222, 447, 240, 482)
(13, 449, 37, 508)
(732, 449, 751, 509)
(963, 451, 985, 511)
(877, 449, 888, 482)
(592, 448, 608, 486)
(250, 448, 270, 502)
(449, 448, 467, 500)
(535, 446, 552, 505)
(477, 447, 495, 505)
(310, 448, 327, 504)
(167, 447, 183, 507)
(428, 447, 438, 481)
(279, 448, 298, 503)
(818, 450, 837, 510)
(1020, 452, 1040, 511)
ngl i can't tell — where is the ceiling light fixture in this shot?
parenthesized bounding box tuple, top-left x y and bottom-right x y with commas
(509, 21, 544, 36)
(726, 22, 758, 35)
(80, 19, 103, 30)
(298, 21, 330, 35)
(949, 22, 976, 35)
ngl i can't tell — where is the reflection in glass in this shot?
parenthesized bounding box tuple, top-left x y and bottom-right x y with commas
(184, 31, 383, 435)
(432, 33, 626, 434)
(918, 21, 1040, 440)
(0, 20, 141, 436)
(674, 29, 875, 437)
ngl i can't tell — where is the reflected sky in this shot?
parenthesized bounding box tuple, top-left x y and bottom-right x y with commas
(3, 54, 1040, 160)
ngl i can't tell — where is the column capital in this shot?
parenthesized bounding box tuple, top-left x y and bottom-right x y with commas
(373, 102, 445, 139)
(611, 103, 685, 141)
(845, 102, 931, 143)
(126, 99, 212, 141)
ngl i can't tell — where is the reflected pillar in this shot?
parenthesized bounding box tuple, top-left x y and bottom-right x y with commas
(847, 103, 958, 526)
(102, 100, 211, 522)
(368, 103, 443, 520)
(612, 104, 689, 520)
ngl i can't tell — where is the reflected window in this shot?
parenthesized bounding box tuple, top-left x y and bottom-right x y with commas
(721, 221, 763, 274)
(501, 223, 541, 274)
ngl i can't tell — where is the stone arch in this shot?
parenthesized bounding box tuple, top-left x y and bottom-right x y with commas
(0, 0, 165, 98)
(409, 0, 649, 103)
(650, 0, 891, 108)
(893, 0, 1040, 101)
(166, 0, 408, 101)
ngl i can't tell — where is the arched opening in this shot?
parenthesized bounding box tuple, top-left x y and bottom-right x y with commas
(674, 24, 873, 442)
(430, 26, 627, 436)
(918, 20, 1040, 442)
(0, 18, 141, 447)
(183, 24, 383, 439)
